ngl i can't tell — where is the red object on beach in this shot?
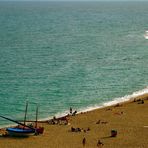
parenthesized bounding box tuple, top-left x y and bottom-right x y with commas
(36, 127, 44, 134)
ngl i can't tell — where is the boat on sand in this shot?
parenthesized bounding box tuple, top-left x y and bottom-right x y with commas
(0, 102, 44, 137)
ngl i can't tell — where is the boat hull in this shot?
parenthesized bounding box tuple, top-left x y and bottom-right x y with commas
(6, 128, 35, 137)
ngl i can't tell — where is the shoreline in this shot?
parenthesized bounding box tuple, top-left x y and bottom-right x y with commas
(0, 91, 148, 147)
(0, 87, 148, 129)
(25, 87, 148, 123)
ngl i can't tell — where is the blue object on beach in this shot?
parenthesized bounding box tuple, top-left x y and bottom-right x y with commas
(6, 128, 35, 136)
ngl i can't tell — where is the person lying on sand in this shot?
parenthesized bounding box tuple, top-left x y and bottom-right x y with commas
(134, 99, 144, 104)
(138, 100, 144, 104)
(71, 127, 90, 132)
(71, 127, 81, 132)
(96, 120, 108, 124)
(114, 103, 122, 107)
(106, 108, 112, 111)
(114, 111, 124, 115)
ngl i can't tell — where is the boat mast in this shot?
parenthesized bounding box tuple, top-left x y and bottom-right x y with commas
(35, 105, 38, 128)
(0, 115, 35, 130)
(24, 101, 28, 125)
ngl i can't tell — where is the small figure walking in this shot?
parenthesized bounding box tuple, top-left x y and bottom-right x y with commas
(82, 137, 86, 147)
(97, 140, 104, 147)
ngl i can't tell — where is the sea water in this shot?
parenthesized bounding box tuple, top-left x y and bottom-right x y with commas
(0, 1, 148, 127)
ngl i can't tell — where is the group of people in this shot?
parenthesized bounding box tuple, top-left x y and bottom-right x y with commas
(48, 115, 69, 125)
(71, 127, 90, 133)
(48, 107, 77, 125)
(70, 107, 77, 116)
(134, 98, 144, 104)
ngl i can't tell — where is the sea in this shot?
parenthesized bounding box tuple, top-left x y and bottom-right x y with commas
(0, 1, 148, 127)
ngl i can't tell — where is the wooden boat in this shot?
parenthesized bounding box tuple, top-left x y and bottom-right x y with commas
(0, 102, 44, 137)
(0, 115, 36, 137)
(6, 124, 44, 137)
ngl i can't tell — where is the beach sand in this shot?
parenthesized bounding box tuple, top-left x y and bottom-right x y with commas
(0, 94, 148, 148)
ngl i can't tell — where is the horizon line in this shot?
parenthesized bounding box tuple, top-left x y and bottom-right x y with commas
(0, 0, 148, 2)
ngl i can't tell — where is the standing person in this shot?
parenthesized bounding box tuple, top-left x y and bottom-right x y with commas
(82, 137, 86, 147)
(70, 107, 72, 114)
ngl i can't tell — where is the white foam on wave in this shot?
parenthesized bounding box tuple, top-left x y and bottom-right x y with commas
(103, 87, 148, 107)
(43, 87, 148, 119)
(144, 30, 148, 39)
(38, 110, 70, 122)
(1, 87, 148, 128)
(42, 87, 148, 119)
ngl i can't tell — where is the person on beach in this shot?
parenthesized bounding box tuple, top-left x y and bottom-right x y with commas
(141, 100, 144, 104)
(70, 107, 72, 114)
(72, 110, 77, 116)
(111, 129, 117, 137)
(96, 120, 101, 124)
(82, 137, 86, 147)
(97, 140, 104, 147)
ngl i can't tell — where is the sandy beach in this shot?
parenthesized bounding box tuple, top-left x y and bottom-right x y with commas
(0, 94, 148, 148)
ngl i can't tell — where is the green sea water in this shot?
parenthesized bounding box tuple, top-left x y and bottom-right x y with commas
(0, 1, 148, 127)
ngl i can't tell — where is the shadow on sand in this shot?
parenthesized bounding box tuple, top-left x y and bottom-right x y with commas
(101, 136, 116, 139)
(0, 134, 30, 139)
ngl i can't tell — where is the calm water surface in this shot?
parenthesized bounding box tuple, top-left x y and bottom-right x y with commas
(0, 1, 148, 126)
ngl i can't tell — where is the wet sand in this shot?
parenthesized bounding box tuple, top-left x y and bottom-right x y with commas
(0, 94, 148, 148)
